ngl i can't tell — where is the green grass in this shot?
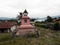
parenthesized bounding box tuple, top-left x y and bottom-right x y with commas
(0, 27, 60, 45)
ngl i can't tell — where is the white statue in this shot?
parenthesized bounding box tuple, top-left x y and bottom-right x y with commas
(10, 25, 17, 37)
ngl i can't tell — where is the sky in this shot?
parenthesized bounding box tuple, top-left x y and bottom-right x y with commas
(0, 0, 60, 18)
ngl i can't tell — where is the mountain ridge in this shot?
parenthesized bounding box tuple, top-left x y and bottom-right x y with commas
(0, 15, 60, 20)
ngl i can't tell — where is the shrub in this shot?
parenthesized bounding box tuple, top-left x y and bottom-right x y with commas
(53, 22, 60, 30)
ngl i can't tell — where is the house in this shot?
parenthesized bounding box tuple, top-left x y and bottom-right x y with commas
(0, 21, 17, 33)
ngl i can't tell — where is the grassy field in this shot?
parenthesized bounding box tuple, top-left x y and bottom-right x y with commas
(0, 27, 60, 45)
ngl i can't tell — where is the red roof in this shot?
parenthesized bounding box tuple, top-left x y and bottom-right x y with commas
(0, 22, 17, 29)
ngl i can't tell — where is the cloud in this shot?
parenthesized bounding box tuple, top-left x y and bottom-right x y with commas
(0, 0, 60, 18)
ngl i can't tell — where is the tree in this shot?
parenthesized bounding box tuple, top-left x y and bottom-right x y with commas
(16, 12, 22, 20)
(16, 12, 23, 25)
(46, 16, 53, 22)
(53, 22, 60, 30)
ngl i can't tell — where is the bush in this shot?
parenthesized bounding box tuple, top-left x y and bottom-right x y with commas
(35, 23, 48, 28)
(35, 22, 60, 31)
(53, 22, 60, 30)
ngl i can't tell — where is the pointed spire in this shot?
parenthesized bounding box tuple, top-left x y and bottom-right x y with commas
(23, 9, 28, 13)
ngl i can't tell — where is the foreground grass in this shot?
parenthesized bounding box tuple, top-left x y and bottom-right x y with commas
(0, 27, 60, 45)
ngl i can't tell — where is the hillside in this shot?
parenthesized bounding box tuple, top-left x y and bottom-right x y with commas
(0, 17, 16, 20)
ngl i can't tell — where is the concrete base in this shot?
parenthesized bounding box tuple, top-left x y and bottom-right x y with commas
(16, 28, 35, 36)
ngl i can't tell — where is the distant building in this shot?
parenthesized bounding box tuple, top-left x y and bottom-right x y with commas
(0, 21, 17, 33)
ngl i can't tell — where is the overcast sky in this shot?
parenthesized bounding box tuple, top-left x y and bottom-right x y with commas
(0, 0, 60, 18)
